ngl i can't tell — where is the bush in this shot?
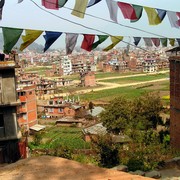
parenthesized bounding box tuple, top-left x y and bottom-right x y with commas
(127, 158, 144, 171)
(32, 132, 43, 146)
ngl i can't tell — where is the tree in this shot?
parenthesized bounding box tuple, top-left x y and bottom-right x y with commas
(100, 96, 133, 134)
(88, 101, 94, 114)
(134, 92, 163, 129)
(100, 93, 163, 135)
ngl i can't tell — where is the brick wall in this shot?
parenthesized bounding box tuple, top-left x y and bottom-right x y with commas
(169, 57, 180, 149)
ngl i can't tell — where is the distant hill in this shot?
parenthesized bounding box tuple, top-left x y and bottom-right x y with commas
(0, 33, 44, 53)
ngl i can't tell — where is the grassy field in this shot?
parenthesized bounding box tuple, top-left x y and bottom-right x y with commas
(95, 71, 141, 79)
(78, 81, 170, 102)
(25, 66, 52, 76)
(99, 73, 169, 84)
(29, 126, 90, 150)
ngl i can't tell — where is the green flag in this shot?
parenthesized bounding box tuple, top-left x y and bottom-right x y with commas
(2, 27, 23, 54)
(169, 38, 175, 46)
(58, 0, 68, 8)
(160, 38, 167, 47)
(131, 5, 143, 22)
(92, 35, 109, 50)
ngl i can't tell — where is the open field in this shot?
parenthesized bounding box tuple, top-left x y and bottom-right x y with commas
(78, 80, 170, 102)
(98, 73, 169, 84)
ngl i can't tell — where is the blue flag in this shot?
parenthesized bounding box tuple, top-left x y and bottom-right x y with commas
(156, 9, 166, 21)
(43, 31, 62, 52)
(133, 37, 141, 46)
(87, 0, 102, 8)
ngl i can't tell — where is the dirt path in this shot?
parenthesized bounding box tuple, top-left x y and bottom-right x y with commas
(42, 71, 169, 99)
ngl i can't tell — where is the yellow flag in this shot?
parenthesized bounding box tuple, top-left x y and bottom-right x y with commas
(71, 0, 88, 18)
(144, 7, 161, 25)
(103, 36, 123, 51)
(20, 30, 43, 51)
(169, 38, 175, 46)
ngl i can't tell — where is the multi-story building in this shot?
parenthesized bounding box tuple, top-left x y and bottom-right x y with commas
(143, 58, 157, 73)
(41, 96, 82, 118)
(0, 53, 21, 163)
(17, 85, 37, 130)
(80, 71, 96, 87)
(59, 56, 72, 75)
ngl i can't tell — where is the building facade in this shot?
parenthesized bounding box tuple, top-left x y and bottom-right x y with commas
(17, 85, 37, 130)
(169, 55, 180, 149)
(0, 53, 21, 163)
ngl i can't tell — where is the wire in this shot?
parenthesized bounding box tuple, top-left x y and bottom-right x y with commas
(29, 0, 149, 52)
(41, 0, 167, 38)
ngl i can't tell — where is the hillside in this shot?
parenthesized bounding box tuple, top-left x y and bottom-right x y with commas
(0, 156, 153, 180)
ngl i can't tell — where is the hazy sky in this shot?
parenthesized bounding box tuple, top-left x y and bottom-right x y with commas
(1, 0, 180, 49)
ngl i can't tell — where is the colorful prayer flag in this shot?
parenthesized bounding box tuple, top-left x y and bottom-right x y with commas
(144, 7, 161, 25)
(43, 31, 62, 52)
(143, 38, 153, 47)
(58, 0, 68, 8)
(2, 27, 23, 54)
(160, 38, 167, 47)
(133, 37, 141, 46)
(176, 38, 180, 46)
(167, 11, 179, 28)
(18, 0, 24, 3)
(71, 0, 88, 18)
(20, 30, 43, 51)
(103, 36, 123, 51)
(131, 5, 143, 22)
(151, 38, 160, 47)
(87, 0, 102, 8)
(81, 34, 95, 51)
(42, 0, 59, 10)
(66, 33, 78, 54)
(117, 2, 137, 20)
(157, 9, 166, 21)
(169, 38, 175, 46)
(106, 0, 118, 23)
(92, 35, 109, 49)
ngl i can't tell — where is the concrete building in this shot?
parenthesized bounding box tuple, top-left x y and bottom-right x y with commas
(60, 56, 72, 75)
(17, 85, 37, 130)
(143, 58, 157, 73)
(0, 53, 21, 163)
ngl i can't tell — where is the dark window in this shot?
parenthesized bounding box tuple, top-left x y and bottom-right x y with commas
(0, 114, 4, 127)
(29, 91, 32, 95)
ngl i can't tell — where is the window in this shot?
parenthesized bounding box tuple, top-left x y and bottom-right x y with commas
(23, 114, 27, 120)
(29, 91, 32, 95)
(0, 114, 4, 127)
(49, 101, 53, 105)
(49, 108, 54, 113)
(58, 108, 63, 113)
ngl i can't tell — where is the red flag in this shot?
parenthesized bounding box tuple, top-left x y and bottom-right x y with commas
(151, 38, 160, 47)
(117, 2, 137, 20)
(81, 34, 95, 51)
(42, 0, 59, 10)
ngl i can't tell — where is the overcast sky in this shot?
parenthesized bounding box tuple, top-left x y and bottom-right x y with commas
(1, 0, 180, 49)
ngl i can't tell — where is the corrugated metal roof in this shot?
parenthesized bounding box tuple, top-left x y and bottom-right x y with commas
(83, 123, 107, 135)
(88, 106, 105, 117)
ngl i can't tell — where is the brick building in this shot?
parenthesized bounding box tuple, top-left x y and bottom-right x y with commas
(169, 54, 180, 149)
(80, 71, 96, 87)
(41, 96, 82, 118)
(17, 85, 37, 130)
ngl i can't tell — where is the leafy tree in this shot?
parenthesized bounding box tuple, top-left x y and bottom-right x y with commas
(100, 96, 133, 134)
(134, 92, 163, 129)
(92, 135, 120, 168)
(88, 101, 94, 114)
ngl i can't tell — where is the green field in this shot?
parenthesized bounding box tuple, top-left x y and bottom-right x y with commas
(30, 126, 90, 150)
(99, 73, 169, 84)
(95, 71, 141, 79)
(78, 81, 170, 102)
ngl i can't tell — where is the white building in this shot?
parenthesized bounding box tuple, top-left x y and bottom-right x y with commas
(60, 56, 72, 75)
(143, 58, 157, 73)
